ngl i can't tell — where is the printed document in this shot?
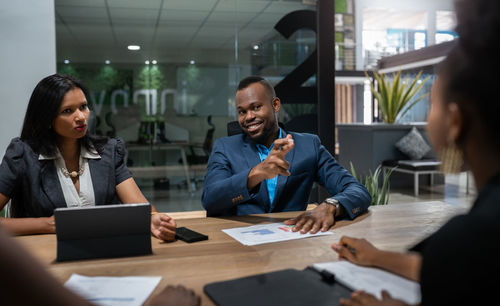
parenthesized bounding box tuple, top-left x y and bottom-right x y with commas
(65, 274, 161, 306)
(313, 261, 421, 305)
(222, 222, 332, 246)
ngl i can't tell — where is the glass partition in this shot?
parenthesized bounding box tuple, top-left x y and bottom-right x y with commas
(55, 0, 316, 212)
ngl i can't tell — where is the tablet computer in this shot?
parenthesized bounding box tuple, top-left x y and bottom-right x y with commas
(54, 203, 152, 262)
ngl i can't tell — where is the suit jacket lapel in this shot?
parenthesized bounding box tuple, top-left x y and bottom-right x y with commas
(242, 136, 270, 208)
(40, 160, 66, 209)
(88, 158, 107, 205)
(242, 137, 261, 169)
(272, 131, 295, 211)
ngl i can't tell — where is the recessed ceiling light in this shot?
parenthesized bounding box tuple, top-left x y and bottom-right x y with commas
(190, 60, 195, 65)
(105, 60, 110, 64)
(145, 60, 150, 65)
(64, 59, 70, 64)
(152, 60, 157, 65)
(253, 44, 259, 50)
(128, 45, 141, 51)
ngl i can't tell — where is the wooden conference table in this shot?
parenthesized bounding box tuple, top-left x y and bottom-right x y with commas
(14, 201, 468, 305)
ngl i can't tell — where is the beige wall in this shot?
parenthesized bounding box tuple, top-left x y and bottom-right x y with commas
(0, 0, 56, 158)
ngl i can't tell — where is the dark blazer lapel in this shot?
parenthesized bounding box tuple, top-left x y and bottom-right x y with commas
(242, 136, 270, 208)
(88, 158, 108, 205)
(272, 131, 296, 211)
(242, 137, 261, 169)
(40, 160, 66, 209)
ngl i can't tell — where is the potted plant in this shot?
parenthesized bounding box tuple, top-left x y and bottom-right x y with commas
(337, 70, 433, 186)
(350, 162, 395, 205)
(368, 70, 431, 123)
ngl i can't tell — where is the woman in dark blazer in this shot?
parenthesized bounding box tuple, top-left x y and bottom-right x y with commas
(0, 74, 176, 241)
(332, 0, 500, 305)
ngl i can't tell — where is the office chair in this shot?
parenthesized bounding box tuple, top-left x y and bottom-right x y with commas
(284, 113, 318, 134)
(227, 121, 242, 136)
(202, 115, 215, 155)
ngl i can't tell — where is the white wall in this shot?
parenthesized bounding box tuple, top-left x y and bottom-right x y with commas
(355, 0, 455, 70)
(0, 0, 56, 158)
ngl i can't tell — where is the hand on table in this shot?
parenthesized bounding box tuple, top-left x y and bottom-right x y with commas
(44, 215, 56, 233)
(340, 290, 407, 306)
(147, 285, 200, 306)
(331, 236, 380, 267)
(284, 203, 335, 234)
(247, 135, 294, 189)
(151, 213, 177, 242)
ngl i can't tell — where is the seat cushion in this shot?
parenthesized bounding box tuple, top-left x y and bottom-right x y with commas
(382, 159, 441, 171)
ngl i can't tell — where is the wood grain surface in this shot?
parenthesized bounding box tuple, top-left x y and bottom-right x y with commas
(14, 201, 467, 305)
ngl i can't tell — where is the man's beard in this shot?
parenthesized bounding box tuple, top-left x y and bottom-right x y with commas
(246, 120, 277, 145)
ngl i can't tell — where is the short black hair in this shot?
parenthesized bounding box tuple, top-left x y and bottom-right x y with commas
(20, 74, 107, 156)
(237, 76, 276, 98)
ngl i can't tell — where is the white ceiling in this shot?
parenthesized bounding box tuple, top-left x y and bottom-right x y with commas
(55, 0, 314, 64)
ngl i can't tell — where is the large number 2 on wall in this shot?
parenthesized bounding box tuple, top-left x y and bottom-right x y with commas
(274, 10, 317, 105)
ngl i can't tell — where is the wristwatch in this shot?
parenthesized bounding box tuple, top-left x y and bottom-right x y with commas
(324, 197, 341, 217)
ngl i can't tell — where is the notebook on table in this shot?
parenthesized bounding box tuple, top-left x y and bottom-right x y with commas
(204, 261, 421, 306)
(54, 203, 152, 262)
(204, 268, 352, 306)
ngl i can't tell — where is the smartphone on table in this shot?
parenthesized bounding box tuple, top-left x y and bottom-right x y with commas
(175, 227, 208, 243)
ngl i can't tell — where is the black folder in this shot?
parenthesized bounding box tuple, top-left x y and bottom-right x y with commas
(54, 203, 152, 262)
(204, 268, 352, 306)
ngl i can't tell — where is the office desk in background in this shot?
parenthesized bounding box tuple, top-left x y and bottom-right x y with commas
(126, 142, 206, 192)
(15, 201, 467, 305)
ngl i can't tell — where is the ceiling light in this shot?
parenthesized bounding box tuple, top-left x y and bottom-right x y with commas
(105, 60, 110, 65)
(190, 60, 195, 65)
(252, 44, 259, 50)
(145, 60, 150, 65)
(128, 45, 141, 51)
(152, 60, 157, 65)
(64, 59, 70, 64)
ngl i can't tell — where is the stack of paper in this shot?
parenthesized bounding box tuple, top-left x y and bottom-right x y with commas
(313, 261, 421, 305)
(65, 274, 161, 306)
(222, 222, 332, 246)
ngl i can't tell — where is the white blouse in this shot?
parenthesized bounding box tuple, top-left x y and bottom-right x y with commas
(39, 145, 101, 208)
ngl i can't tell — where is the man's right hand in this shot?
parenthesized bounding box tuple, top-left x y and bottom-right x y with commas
(247, 134, 294, 189)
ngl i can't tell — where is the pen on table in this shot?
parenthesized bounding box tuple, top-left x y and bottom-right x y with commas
(343, 244, 357, 256)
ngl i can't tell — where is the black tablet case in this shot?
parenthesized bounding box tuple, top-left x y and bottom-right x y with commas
(54, 204, 152, 261)
(204, 268, 352, 306)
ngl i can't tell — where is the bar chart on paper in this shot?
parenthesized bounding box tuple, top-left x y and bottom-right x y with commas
(222, 222, 332, 246)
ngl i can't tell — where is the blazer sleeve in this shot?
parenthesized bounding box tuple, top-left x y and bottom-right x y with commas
(312, 135, 371, 219)
(201, 139, 256, 215)
(113, 138, 132, 185)
(0, 138, 25, 197)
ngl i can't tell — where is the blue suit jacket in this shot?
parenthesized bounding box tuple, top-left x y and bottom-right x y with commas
(0, 137, 132, 218)
(202, 131, 370, 218)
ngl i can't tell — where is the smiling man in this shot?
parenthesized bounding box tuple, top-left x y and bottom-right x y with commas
(202, 76, 370, 234)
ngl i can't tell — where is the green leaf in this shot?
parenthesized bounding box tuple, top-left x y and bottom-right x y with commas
(367, 69, 431, 123)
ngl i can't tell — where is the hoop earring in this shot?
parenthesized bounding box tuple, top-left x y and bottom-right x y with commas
(439, 140, 463, 174)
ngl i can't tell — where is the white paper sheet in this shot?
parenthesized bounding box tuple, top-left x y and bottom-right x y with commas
(313, 261, 421, 305)
(64, 274, 161, 306)
(222, 222, 333, 246)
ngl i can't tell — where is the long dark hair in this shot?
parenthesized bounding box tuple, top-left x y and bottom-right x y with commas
(437, 0, 500, 148)
(20, 74, 107, 155)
